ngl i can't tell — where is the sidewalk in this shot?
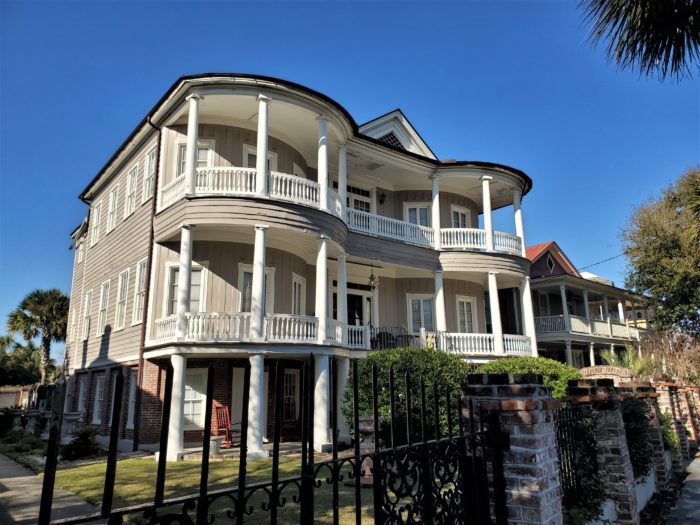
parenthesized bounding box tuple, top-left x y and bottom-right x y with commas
(0, 454, 96, 525)
(666, 453, 700, 523)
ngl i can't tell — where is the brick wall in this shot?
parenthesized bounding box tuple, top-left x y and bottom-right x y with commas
(654, 383, 691, 459)
(580, 365, 633, 386)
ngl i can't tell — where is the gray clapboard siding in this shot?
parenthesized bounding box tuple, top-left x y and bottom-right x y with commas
(345, 233, 440, 270)
(439, 252, 530, 275)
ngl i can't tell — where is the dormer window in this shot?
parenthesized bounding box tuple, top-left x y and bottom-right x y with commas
(377, 131, 405, 150)
(546, 253, 555, 273)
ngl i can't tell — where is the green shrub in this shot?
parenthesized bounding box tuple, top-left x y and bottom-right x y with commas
(0, 428, 47, 456)
(660, 411, 679, 450)
(479, 357, 581, 398)
(0, 408, 14, 436)
(343, 347, 472, 446)
(60, 426, 103, 461)
(621, 397, 653, 479)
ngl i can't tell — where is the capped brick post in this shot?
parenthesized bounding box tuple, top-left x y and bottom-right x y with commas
(565, 379, 639, 525)
(654, 383, 691, 459)
(687, 388, 700, 446)
(465, 373, 563, 525)
(618, 382, 672, 491)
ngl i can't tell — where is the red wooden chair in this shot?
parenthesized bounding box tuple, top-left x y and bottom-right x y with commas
(214, 402, 231, 449)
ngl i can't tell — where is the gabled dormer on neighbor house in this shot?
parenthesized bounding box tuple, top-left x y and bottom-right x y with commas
(526, 241, 650, 368)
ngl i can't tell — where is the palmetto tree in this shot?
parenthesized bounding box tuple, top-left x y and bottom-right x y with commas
(7, 289, 69, 385)
(581, 0, 700, 81)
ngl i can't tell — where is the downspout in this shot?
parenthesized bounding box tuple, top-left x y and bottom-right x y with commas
(133, 116, 162, 451)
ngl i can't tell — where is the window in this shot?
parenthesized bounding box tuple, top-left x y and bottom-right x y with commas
(107, 185, 119, 232)
(238, 264, 275, 313)
(133, 259, 147, 324)
(538, 292, 551, 316)
(92, 375, 105, 424)
(77, 376, 87, 413)
(124, 166, 138, 218)
(292, 274, 306, 315)
(292, 162, 306, 179)
(143, 147, 157, 202)
(184, 369, 207, 428)
(177, 142, 211, 176)
(407, 294, 434, 333)
(166, 266, 203, 316)
(451, 205, 470, 228)
(347, 185, 372, 213)
(82, 290, 93, 340)
(283, 370, 300, 422)
(90, 203, 102, 246)
(126, 370, 137, 429)
(76, 244, 84, 263)
(404, 203, 431, 226)
(456, 295, 477, 333)
(546, 253, 555, 273)
(242, 144, 277, 172)
(97, 280, 110, 336)
(115, 269, 130, 330)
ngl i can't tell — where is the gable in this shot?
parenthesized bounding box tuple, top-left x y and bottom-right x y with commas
(527, 241, 580, 278)
(359, 109, 436, 159)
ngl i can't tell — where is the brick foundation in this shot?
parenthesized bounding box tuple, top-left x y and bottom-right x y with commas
(580, 365, 633, 386)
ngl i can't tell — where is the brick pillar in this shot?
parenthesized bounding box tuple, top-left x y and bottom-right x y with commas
(678, 387, 699, 452)
(619, 382, 672, 491)
(566, 379, 639, 525)
(465, 373, 563, 525)
(655, 383, 691, 459)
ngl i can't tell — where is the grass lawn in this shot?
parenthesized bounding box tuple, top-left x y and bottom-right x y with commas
(52, 456, 374, 524)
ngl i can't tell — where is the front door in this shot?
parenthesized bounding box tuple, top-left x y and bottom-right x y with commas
(347, 293, 364, 326)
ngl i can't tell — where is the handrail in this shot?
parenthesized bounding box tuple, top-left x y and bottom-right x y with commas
(346, 208, 434, 248)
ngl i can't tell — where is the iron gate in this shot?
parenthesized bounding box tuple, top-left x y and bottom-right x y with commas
(39, 357, 508, 524)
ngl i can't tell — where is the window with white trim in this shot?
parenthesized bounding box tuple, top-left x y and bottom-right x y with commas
(451, 205, 471, 228)
(404, 203, 431, 226)
(82, 290, 93, 340)
(346, 185, 372, 213)
(283, 369, 300, 422)
(90, 203, 102, 246)
(184, 369, 207, 429)
(238, 264, 275, 314)
(406, 294, 435, 333)
(107, 185, 119, 233)
(456, 295, 477, 333)
(292, 273, 306, 315)
(124, 166, 138, 218)
(77, 376, 87, 413)
(133, 259, 147, 324)
(126, 370, 137, 429)
(115, 269, 130, 330)
(143, 147, 157, 202)
(166, 266, 203, 316)
(76, 244, 84, 263)
(177, 142, 211, 176)
(243, 144, 278, 172)
(97, 280, 110, 336)
(292, 162, 306, 179)
(92, 375, 105, 424)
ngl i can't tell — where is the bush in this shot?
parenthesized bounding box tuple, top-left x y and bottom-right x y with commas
(479, 357, 581, 398)
(343, 347, 472, 446)
(660, 411, 679, 450)
(60, 426, 103, 461)
(621, 397, 653, 479)
(0, 408, 14, 436)
(0, 428, 47, 456)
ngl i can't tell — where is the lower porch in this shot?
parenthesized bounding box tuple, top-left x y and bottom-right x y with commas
(536, 339, 631, 369)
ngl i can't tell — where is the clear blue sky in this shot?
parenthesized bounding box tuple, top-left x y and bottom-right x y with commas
(1, 1, 698, 363)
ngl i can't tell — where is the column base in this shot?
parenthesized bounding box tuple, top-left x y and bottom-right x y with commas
(156, 450, 185, 462)
(246, 448, 269, 460)
(314, 442, 334, 453)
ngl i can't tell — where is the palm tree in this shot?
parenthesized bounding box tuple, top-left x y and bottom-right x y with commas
(581, 0, 700, 81)
(7, 289, 69, 385)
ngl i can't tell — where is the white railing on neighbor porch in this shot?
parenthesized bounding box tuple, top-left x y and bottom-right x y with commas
(270, 171, 319, 208)
(440, 228, 485, 250)
(503, 335, 531, 355)
(435, 333, 496, 354)
(346, 208, 434, 248)
(493, 231, 522, 255)
(591, 319, 611, 337)
(535, 315, 566, 333)
(187, 312, 251, 341)
(196, 167, 257, 195)
(611, 322, 629, 338)
(161, 176, 187, 209)
(569, 315, 590, 334)
(347, 325, 371, 350)
(155, 317, 177, 342)
(264, 314, 318, 343)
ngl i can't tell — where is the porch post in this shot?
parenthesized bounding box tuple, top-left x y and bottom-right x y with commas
(632, 304, 639, 328)
(166, 353, 187, 461)
(314, 354, 330, 451)
(559, 284, 571, 332)
(246, 353, 266, 458)
(434, 270, 447, 332)
(337, 254, 347, 344)
(513, 187, 526, 257)
(255, 94, 271, 196)
(316, 236, 329, 344)
(589, 342, 596, 367)
(481, 175, 494, 252)
(488, 272, 505, 354)
(176, 225, 193, 340)
(565, 341, 573, 366)
(336, 357, 351, 443)
(617, 300, 625, 323)
(250, 225, 268, 341)
(318, 117, 329, 212)
(520, 276, 538, 356)
(184, 94, 202, 196)
(603, 296, 612, 336)
(338, 143, 347, 217)
(431, 175, 441, 250)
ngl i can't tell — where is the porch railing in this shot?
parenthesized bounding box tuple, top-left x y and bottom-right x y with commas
(155, 317, 177, 341)
(160, 175, 186, 209)
(196, 167, 257, 195)
(346, 208, 434, 248)
(440, 228, 485, 250)
(569, 315, 590, 334)
(347, 325, 371, 349)
(326, 318, 344, 345)
(187, 312, 251, 341)
(611, 321, 629, 338)
(535, 315, 565, 333)
(591, 319, 611, 337)
(435, 333, 496, 354)
(503, 334, 531, 355)
(493, 231, 522, 255)
(264, 314, 318, 343)
(269, 171, 319, 208)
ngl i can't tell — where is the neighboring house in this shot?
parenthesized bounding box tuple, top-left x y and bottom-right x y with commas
(63, 73, 536, 459)
(0, 386, 30, 409)
(527, 241, 650, 368)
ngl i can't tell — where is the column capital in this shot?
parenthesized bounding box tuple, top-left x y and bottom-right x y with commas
(186, 93, 203, 102)
(488, 271, 499, 276)
(480, 175, 493, 182)
(429, 173, 441, 180)
(254, 224, 269, 231)
(338, 141, 347, 150)
(434, 269, 443, 275)
(257, 94, 271, 103)
(180, 223, 194, 231)
(337, 253, 347, 262)
(316, 114, 329, 123)
(318, 234, 330, 241)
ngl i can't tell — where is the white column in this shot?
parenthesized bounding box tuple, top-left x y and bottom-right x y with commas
(371, 284, 380, 327)
(559, 284, 571, 332)
(602, 296, 610, 320)
(589, 342, 596, 367)
(513, 188, 526, 257)
(520, 276, 538, 356)
(318, 117, 329, 211)
(184, 94, 202, 196)
(338, 143, 347, 217)
(434, 270, 447, 332)
(314, 354, 330, 451)
(617, 300, 625, 323)
(583, 289, 592, 334)
(488, 272, 504, 354)
(337, 254, 347, 344)
(250, 225, 268, 341)
(336, 357, 351, 443)
(246, 353, 266, 458)
(431, 175, 441, 250)
(166, 353, 186, 461)
(316, 236, 328, 343)
(481, 176, 494, 252)
(255, 95, 271, 196)
(176, 225, 193, 339)
(565, 341, 573, 366)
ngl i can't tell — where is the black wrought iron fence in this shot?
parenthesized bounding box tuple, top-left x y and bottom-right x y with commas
(39, 357, 508, 525)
